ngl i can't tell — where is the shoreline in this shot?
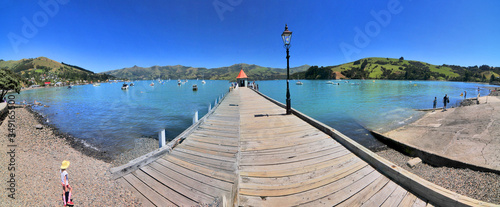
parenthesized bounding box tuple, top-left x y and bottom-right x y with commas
(381, 93, 500, 169)
(372, 93, 500, 204)
(0, 106, 142, 205)
(24, 105, 115, 162)
(19, 104, 158, 166)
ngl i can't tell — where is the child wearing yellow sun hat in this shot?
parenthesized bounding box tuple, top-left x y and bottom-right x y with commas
(60, 160, 74, 206)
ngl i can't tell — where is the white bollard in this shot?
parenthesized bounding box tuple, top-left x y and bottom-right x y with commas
(158, 129, 166, 148)
(193, 111, 198, 124)
(208, 103, 211, 111)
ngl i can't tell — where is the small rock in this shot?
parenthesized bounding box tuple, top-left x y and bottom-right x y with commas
(35, 124, 43, 129)
(407, 157, 422, 168)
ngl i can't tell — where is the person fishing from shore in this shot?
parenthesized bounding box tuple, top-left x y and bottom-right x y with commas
(464, 91, 467, 99)
(60, 160, 74, 206)
(443, 94, 449, 111)
(433, 97, 437, 112)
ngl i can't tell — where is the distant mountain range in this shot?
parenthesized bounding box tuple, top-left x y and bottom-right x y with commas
(1, 56, 499, 85)
(101, 64, 311, 81)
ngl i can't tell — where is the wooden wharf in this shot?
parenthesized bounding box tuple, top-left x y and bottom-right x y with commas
(111, 87, 495, 207)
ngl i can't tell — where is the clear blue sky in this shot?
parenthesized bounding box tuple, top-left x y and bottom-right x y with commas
(1, 0, 499, 73)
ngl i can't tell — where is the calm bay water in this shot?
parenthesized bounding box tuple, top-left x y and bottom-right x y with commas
(257, 80, 489, 149)
(16, 79, 489, 155)
(17, 80, 229, 156)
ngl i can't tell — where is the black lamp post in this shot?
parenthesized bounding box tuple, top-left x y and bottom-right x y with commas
(281, 24, 292, 115)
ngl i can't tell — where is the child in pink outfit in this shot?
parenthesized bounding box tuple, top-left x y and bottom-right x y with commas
(60, 160, 74, 206)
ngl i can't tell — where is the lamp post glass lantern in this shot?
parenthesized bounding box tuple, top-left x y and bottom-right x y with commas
(281, 24, 292, 115)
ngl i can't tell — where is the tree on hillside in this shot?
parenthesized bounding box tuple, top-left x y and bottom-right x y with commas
(0, 69, 22, 102)
(304, 66, 332, 79)
(491, 74, 496, 83)
(399, 57, 404, 61)
(360, 59, 368, 70)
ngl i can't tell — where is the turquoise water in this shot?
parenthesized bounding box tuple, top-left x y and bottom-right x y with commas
(16, 80, 229, 156)
(257, 80, 490, 149)
(15, 79, 489, 155)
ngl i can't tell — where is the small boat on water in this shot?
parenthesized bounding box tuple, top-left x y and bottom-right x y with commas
(93, 83, 101, 86)
(150, 82, 154, 86)
(192, 84, 198, 91)
(67, 85, 73, 89)
(121, 83, 129, 90)
(129, 83, 134, 86)
(202, 80, 206, 84)
(326, 81, 334, 84)
(178, 79, 181, 86)
(296, 81, 303, 85)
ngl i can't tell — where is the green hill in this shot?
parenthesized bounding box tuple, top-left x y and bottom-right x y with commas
(294, 57, 500, 82)
(0, 57, 112, 86)
(102, 63, 311, 81)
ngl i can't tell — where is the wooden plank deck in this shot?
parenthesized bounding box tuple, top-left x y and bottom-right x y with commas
(113, 87, 495, 207)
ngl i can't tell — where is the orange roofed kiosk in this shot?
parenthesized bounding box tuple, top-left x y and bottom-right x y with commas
(236, 69, 248, 87)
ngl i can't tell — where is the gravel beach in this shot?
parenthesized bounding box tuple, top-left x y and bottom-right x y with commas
(376, 148, 500, 204)
(0, 106, 142, 206)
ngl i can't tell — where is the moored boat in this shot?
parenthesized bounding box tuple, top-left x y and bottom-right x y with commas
(121, 83, 129, 90)
(192, 84, 198, 91)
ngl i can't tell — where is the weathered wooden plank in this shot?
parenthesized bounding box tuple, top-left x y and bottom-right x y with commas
(380, 185, 409, 207)
(132, 170, 197, 205)
(337, 176, 390, 207)
(176, 145, 236, 158)
(398, 192, 418, 207)
(412, 197, 428, 207)
(187, 135, 239, 146)
(239, 144, 345, 166)
(238, 165, 376, 206)
(240, 134, 330, 151)
(239, 149, 353, 174)
(122, 173, 176, 206)
(360, 181, 399, 207)
(239, 159, 367, 196)
(170, 150, 235, 172)
(239, 138, 339, 157)
(174, 146, 236, 162)
(140, 165, 215, 204)
(148, 162, 231, 198)
(155, 158, 234, 191)
(116, 177, 155, 207)
(163, 156, 236, 183)
(182, 139, 238, 153)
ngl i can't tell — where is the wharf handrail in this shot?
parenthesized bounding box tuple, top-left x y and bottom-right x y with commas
(110, 91, 230, 179)
(250, 88, 496, 207)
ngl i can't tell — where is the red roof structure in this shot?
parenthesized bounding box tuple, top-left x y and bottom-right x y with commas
(236, 69, 248, 79)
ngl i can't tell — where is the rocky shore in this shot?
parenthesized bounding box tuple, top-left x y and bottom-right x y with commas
(0, 106, 142, 206)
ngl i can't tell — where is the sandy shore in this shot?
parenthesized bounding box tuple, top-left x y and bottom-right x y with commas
(0, 106, 142, 206)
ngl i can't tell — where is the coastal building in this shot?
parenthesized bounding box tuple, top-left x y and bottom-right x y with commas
(236, 69, 248, 87)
